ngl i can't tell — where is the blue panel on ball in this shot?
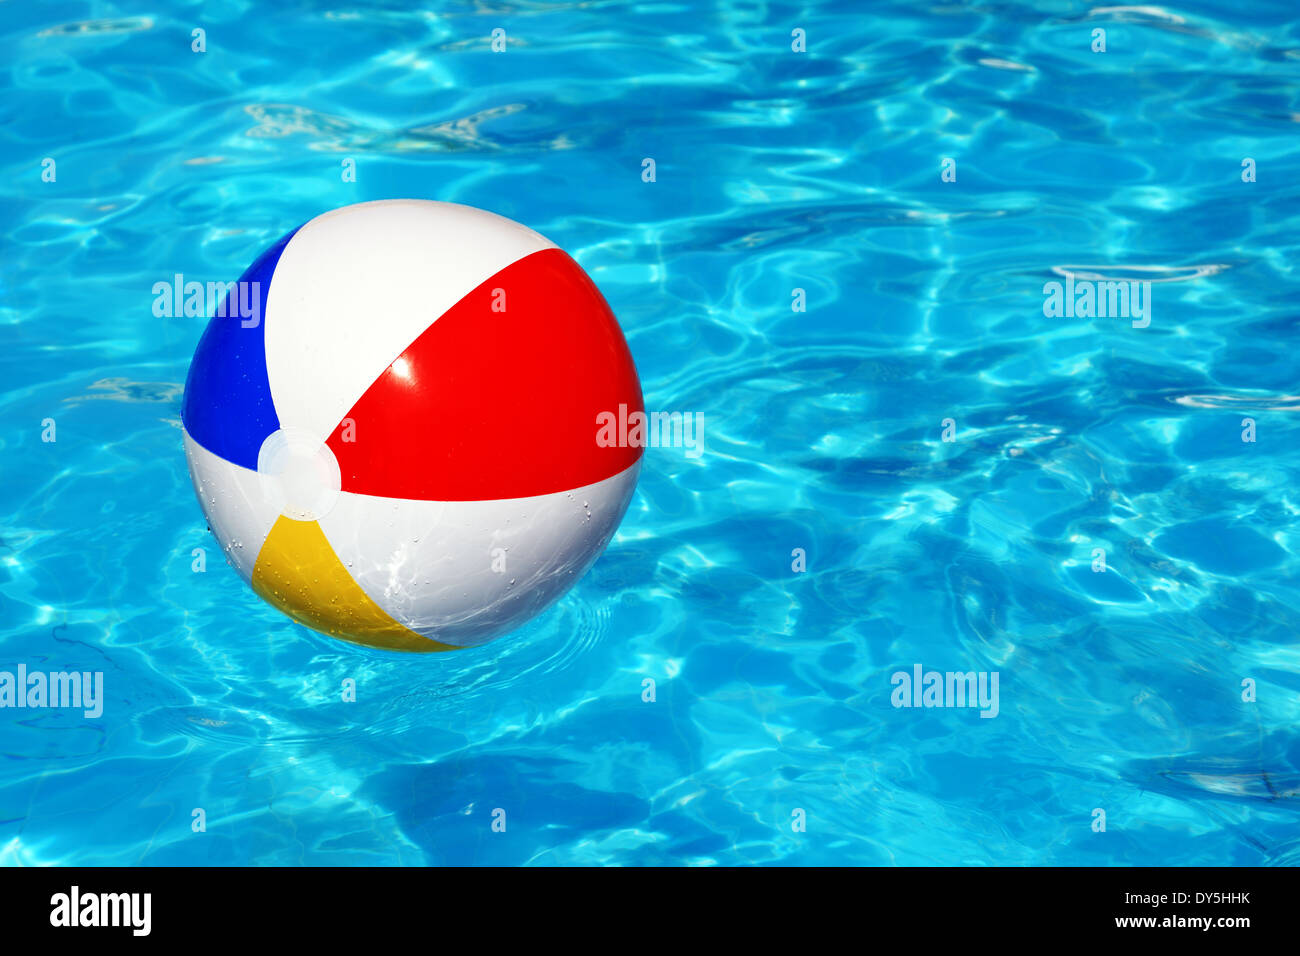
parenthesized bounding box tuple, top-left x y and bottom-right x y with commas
(181, 226, 300, 470)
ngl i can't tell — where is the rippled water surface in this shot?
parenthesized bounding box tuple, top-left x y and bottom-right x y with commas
(3, 1, 1300, 865)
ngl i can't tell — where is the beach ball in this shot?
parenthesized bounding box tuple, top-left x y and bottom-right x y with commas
(182, 199, 643, 651)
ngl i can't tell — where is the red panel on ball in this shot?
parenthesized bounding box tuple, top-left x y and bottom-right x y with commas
(326, 248, 644, 501)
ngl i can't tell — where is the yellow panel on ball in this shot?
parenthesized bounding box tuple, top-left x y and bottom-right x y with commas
(250, 516, 459, 652)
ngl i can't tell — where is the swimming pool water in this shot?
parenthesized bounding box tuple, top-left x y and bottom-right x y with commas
(2, 0, 1300, 865)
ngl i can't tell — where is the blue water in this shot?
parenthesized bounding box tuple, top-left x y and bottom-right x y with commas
(3, 0, 1300, 866)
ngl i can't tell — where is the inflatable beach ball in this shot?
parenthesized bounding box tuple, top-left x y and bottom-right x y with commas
(182, 200, 643, 651)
